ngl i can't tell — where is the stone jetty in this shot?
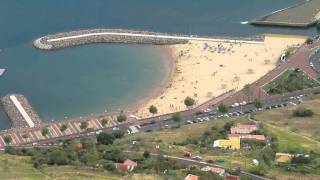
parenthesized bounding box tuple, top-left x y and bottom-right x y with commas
(251, 0, 320, 28)
(33, 29, 189, 50)
(1, 94, 42, 128)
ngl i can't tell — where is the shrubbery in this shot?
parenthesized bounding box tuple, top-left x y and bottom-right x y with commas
(292, 107, 314, 117)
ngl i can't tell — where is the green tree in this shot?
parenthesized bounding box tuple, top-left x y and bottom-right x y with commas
(305, 38, 313, 44)
(60, 124, 68, 132)
(79, 152, 98, 166)
(218, 103, 229, 113)
(3, 136, 12, 144)
(112, 130, 125, 139)
(48, 149, 69, 165)
(97, 132, 115, 145)
(80, 121, 89, 130)
(143, 151, 150, 159)
(253, 98, 263, 108)
(117, 114, 127, 123)
(101, 119, 108, 127)
(103, 148, 126, 162)
(292, 107, 314, 117)
(41, 128, 49, 136)
(243, 84, 253, 101)
(22, 133, 29, 139)
(172, 112, 181, 122)
(149, 105, 158, 115)
(184, 96, 195, 108)
(102, 161, 118, 172)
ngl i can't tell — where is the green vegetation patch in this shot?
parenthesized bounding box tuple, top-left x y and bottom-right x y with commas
(263, 123, 320, 153)
(255, 94, 320, 142)
(262, 68, 320, 95)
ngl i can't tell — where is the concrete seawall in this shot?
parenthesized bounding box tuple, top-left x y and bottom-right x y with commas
(1, 94, 42, 128)
(33, 29, 189, 50)
(251, 0, 320, 28)
(33, 29, 265, 50)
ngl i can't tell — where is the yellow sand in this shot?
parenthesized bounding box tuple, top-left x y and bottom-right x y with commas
(135, 34, 307, 118)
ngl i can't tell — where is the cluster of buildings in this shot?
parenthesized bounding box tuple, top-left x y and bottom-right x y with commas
(213, 124, 266, 149)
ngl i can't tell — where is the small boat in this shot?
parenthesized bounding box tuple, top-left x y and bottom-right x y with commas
(240, 21, 249, 25)
(0, 68, 6, 77)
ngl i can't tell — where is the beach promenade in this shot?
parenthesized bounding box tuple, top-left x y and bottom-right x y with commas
(0, 37, 318, 149)
(33, 29, 264, 50)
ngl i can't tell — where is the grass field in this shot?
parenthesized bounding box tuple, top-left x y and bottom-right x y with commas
(0, 154, 44, 180)
(254, 94, 320, 153)
(0, 154, 164, 180)
(115, 117, 249, 156)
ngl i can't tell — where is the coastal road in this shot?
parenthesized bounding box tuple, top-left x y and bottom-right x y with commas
(47, 31, 265, 45)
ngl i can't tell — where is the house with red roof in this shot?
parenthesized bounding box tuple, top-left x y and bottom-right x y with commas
(184, 174, 199, 180)
(230, 124, 258, 134)
(115, 159, 137, 172)
(225, 174, 240, 180)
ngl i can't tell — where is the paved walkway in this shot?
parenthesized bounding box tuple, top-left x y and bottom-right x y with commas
(9, 95, 35, 128)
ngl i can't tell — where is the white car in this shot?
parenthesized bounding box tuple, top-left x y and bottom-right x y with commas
(203, 117, 210, 121)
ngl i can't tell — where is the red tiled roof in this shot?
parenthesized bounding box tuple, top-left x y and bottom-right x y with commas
(115, 159, 137, 172)
(123, 159, 137, 166)
(115, 163, 128, 171)
(184, 174, 199, 180)
(226, 174, 240, 180)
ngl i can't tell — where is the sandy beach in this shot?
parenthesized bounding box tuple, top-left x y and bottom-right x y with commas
(133, 34, 307, 118)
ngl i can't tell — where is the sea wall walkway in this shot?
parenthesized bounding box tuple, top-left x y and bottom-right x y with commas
(1, 94, 42, 128)
(33, 29, 264, 50)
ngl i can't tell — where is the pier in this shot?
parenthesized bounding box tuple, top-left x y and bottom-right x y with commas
(1, 94, 42, 128)
(33, 29, 265, 50)
(251, 0, 320, 28)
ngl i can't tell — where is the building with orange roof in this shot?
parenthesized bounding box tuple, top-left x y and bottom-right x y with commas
(275, 153, 293, 163)
(184, 174, 199, 180)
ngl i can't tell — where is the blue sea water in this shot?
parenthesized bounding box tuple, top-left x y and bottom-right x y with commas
(0, 0, 316, 129)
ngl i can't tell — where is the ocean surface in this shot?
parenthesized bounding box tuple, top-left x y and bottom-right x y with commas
(0, 0, 316, 129)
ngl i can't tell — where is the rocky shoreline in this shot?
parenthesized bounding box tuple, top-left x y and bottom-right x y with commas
(33, 29, 189, 50)
(1, 94, 42, 128)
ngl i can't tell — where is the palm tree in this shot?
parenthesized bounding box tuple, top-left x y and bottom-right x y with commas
(22, 133, 29, 139)
(101, 119, 108, 127)
(80, 121, 89, 130)
(3, 136, 12, 144)
(41, 128, 49, 136)
(243, 84, 253, 102)
(60, 124, 68, 132)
